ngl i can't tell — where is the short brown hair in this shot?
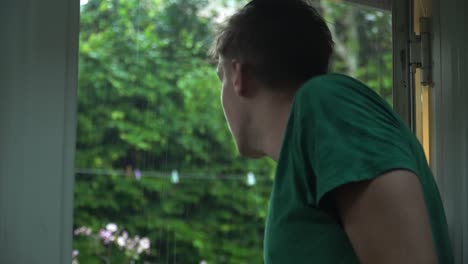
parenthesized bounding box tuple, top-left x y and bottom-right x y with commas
(211, 0, 334, 90)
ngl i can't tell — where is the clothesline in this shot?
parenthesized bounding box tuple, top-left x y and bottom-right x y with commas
(75, 168, 266, 185)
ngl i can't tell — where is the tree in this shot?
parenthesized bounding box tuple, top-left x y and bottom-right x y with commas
(319, 0, 393, 103)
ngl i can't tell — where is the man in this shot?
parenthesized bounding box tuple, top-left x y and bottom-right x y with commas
(211, 0, 453, 263)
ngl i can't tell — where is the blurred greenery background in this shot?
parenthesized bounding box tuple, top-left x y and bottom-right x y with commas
(73, 0, 392, 263)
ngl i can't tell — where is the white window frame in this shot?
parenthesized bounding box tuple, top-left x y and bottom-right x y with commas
(0, 0, 79, 263)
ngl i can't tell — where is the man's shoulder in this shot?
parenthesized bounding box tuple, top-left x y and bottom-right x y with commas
(295, 73, 391, 108)
(292, 73, 363, 115)
(294, 73, 363, 105)
(292, 73, 399, 128)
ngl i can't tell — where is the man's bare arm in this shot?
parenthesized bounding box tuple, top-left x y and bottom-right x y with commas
(333, 170, 438, 264)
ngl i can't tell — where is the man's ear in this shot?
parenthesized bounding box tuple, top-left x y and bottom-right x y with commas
(231, 60, 248, 97)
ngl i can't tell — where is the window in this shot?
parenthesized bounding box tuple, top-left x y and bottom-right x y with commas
(413, 0, 431, 162)
(73, 1, 392, 263)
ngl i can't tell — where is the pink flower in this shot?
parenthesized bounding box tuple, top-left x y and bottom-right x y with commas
(134, 169, 142, 180)
(125, 237, 138, 251)
(117, 236, 126, 248)
(74, 226, 92, 236)
(84, 228, 92, 236)
(137, 237, 150, 254)
(117, 231, 128, 248)
(99, 229, 113, 244)
(106, 223, 118, 233)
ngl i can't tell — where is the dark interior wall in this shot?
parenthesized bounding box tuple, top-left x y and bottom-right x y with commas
(430, 0, 468, 262)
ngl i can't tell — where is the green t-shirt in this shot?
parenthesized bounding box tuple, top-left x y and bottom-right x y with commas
(264, 74, 453, 263)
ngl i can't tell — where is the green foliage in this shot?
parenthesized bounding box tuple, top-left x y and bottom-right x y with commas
(75, 174, 272, 263)
(75, 0, 393, 263)
(76, 0, 274, 263)
(323, 1, 393, 104)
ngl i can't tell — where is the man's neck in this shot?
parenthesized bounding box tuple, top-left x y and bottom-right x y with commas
(256, 93, 294, 161)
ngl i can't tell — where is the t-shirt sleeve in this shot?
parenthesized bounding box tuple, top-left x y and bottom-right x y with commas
(297, 77, 419, 207)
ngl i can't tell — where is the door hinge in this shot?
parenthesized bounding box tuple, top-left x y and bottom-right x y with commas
(410, 17, 432, 86)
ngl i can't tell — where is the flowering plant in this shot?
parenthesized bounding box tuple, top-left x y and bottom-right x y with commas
(73, 223, 151, 264)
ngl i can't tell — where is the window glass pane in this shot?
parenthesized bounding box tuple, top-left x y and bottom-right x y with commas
(320, 0, 393, 104)
(73, 1, 392, 263)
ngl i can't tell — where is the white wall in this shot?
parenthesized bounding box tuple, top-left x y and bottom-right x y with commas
(0, 0, 79, 263)
(430, 0, 468, 263)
